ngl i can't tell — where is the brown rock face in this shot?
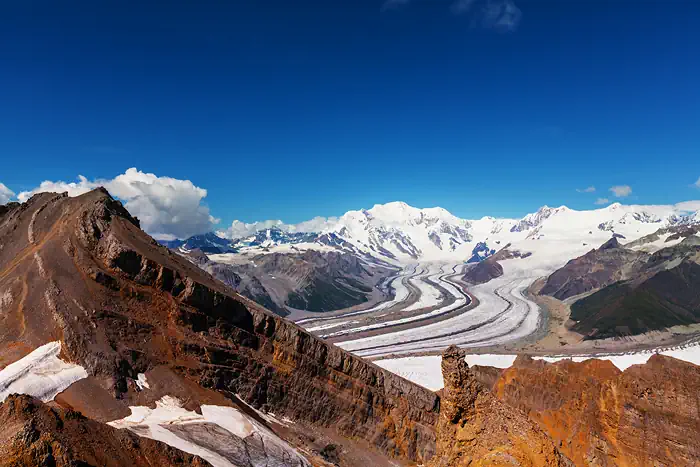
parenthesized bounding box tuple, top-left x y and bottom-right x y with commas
(492, 354, 700, 466)
(0, 189, 438, 464)
(540, 237, 648, 301)
(0, 395, 208, 467)
(429, 346, 571, 467)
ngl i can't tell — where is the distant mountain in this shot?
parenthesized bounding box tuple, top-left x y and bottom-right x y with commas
(181, 248, 395, 315)
(540, 237, 650, 301)
(536, 222, 700, 338)
(569, 235, 700, 338)
(160, 232, 236, 254)
(231, 226, 318, 249)
(214, 201, 700, 264)
(164, 201, 700, 266)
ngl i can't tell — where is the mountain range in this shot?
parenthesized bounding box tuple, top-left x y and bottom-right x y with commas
(3, 189, 700, 466)
(162, 200, 700, 317)
(169, 201, 700, 264)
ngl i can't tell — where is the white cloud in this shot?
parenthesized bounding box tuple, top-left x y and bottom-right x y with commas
(220, 215, 339, 240)
(0, 183, 15, 204)
(223, 219, 286, 239)
(17, 175, 99, 202)
(694, 176, 700, 188)
(609, 185, 632, 198)
(293, 216, 339, 233)
(576, 186, 596, 193)
(17, 168, 217, 240)
(675, 200, 700, 212)
(594, 198, 610, 205)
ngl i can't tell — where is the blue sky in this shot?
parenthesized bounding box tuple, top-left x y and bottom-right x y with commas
(1, 0, 699, 237)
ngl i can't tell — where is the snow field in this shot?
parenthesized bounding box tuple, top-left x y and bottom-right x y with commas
(0, 341, 88, 403)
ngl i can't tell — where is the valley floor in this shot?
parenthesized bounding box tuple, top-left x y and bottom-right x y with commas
(297, 261, 544, 358)
(297, 259, 700, 392)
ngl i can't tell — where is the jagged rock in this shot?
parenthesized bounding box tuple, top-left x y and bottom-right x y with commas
(429, 346, 571, 467)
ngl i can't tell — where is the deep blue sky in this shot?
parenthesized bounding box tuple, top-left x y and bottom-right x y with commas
(1, 0, 699, 226)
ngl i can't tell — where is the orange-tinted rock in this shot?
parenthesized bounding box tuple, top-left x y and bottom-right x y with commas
(429, 346, 572, 467)
(492, 354, 700, 466)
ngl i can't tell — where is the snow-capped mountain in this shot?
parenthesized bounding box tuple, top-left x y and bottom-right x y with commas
(231, 226, 317, 249)
(177, 201, 700, 265)
(324, 202, 473, 261)
(509, 206, 567, 233)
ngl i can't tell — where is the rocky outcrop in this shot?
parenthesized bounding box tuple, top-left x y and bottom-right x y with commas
(429, 346, 571, 467)
(463, 258, 503, 284)
(462, 245, 531, 285)
(0, 395, 208, 467)
(491, 355, 700, 466)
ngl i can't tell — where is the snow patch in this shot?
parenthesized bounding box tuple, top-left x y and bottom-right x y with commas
(0, 341, 88, 403)
(464, 354, 518, 368)
(375, 356, 443, 391)
(108, 396, 310, 467)
(533, 341, 700, 371)
(135, 373, 150, 390)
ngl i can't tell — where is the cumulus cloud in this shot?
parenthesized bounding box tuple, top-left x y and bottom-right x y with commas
(675, 200, 700, 212)
(576, 186, 596, 193)
(219, 215, 339, 240)
(17, 168, 218, 240)
(609, 185, 632, 198)
(17, 175, 99, 201)
(0, 183, 15, 204)
(222, 220, 286, 239)
(594, 198, 610, 205)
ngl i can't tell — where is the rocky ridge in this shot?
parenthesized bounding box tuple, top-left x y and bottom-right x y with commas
(0, 189, 438, 465)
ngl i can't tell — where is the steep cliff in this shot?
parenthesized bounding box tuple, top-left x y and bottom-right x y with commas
(429, 346, 571, 467)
